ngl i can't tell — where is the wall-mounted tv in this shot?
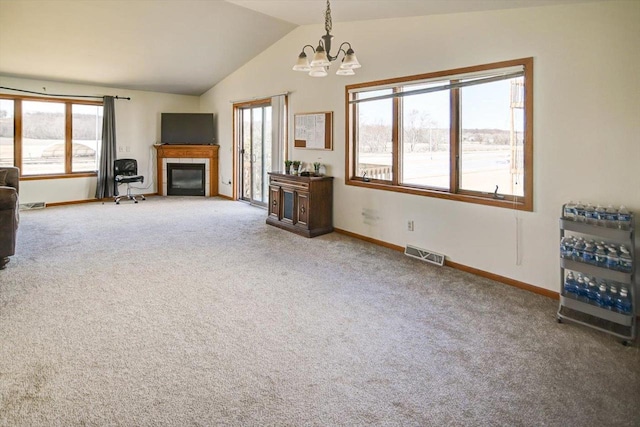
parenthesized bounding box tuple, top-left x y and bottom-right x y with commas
(161, 113, 215, 145)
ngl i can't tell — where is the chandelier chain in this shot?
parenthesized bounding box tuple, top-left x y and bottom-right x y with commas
(325, 0, 332, 33)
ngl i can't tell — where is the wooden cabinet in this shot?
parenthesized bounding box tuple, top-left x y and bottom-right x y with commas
(266, 173, 333, 237)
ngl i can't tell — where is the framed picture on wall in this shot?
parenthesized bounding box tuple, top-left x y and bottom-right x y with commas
(294, 111, 333, 150)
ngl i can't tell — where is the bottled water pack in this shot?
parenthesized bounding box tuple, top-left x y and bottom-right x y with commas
(563, 271, 632, 315)
(563, 201, 633, 230)
(559, 236, 633, 273)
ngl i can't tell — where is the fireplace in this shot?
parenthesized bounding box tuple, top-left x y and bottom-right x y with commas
(167, 163, 205, 196)
(154, 145, 219, 197)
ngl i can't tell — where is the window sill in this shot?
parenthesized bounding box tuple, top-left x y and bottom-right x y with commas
(346, 178, 532, 211)
(20, 172, 98, 181)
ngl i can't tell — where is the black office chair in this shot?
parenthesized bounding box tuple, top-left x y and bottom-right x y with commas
(114, 159, 145, 204)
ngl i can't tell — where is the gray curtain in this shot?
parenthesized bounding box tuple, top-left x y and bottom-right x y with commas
(95, 96, 117, 199)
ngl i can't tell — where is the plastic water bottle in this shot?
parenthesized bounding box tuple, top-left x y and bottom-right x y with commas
(560, 236, 574, 259)
(572, 238, 586, 261)
(597, 283, 613, 309)
(582, 242, 596, 264)
(576, 275, 588, 301)
(585, 203, 597, 224)
(618, 246, 633, 273)
(594, 245, 607, 267)
(564, 201, 576, 220)
(564, 271, 579, 295)
(575, 201, 586, 222)
(609, 285, 618, 307)
(595, 204, 606, 226)
(606, 247, 619, 270)
(605, 205, 618, 228)
(615, 287, 632, 315)
(618, 206, 632, 230)
(587, 279, 599, 304)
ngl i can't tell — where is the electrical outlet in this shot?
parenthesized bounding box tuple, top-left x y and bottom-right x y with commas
(407, 220, 414, 231)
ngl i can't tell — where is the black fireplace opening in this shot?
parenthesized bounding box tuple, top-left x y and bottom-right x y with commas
(167, 163, 205, 196)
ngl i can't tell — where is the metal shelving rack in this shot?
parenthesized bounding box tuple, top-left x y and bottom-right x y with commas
(557, 206, 636, 344)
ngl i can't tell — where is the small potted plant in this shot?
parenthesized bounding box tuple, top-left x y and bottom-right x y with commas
(284, 160, 293, 174)
(292, 160, 301, 174)
(313, 162, 321, 175)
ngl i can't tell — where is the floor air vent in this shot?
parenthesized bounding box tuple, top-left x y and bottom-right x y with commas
(20, 202, 46, 210)
(405, 244, 445, 266)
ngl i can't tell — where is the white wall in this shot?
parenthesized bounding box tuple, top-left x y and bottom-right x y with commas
(0, 76, 200, 204)
(200, 1, 640, 293)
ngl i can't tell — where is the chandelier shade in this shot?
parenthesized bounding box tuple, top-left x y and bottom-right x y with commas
(310, 46, 331, 67)
(309, 66, 329, 77)
(292, 52, 311, 71)
(336, 68, 355, 76)
(292, 0, 361, 77)
(340, 49, 361, 69)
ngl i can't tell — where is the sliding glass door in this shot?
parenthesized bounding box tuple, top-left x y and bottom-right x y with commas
(239, 104, 272, 205)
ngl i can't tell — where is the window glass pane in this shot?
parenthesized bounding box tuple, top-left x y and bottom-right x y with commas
(263, 106, 272, 201)
(22, 101, 65, 175)
(0, 99, 14, 167)
(242, 109, 251, 200)
(72, 104, 103, 172)
(252, 107, 263, 202)
(460, 77, 524, 196)
(356, 89, 393, 181)
(401, 83, 450, 189)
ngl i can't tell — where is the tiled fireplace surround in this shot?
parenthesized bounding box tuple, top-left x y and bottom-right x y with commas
(164, 158, 209, 196)
(154, 144, 219, 197)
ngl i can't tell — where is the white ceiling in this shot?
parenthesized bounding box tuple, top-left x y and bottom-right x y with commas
(226, 0, 599, 25)
(0, 0, 601, 96)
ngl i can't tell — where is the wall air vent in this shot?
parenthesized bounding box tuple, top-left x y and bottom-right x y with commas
(405, 244, 445, 266)
(19, 202, 46, 210)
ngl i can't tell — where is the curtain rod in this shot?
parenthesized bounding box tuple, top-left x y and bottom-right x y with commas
(229, 91, 290, 104)
(0, 86, 131, 100)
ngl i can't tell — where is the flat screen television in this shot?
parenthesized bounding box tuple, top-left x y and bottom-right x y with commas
(161, 113, 215, 145)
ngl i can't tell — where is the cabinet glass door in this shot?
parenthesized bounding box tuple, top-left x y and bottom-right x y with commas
(239, 104, 272, 205)
(282, 188, 295, 223)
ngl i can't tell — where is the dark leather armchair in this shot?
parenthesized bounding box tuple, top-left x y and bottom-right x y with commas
(0, 166, 19, 269)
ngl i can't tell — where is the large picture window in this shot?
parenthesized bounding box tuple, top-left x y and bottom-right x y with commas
(0, 96, 103, 178)
(346, 58, 533, 210)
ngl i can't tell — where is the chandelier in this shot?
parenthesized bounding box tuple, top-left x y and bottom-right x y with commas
(292, 0, 361, 77)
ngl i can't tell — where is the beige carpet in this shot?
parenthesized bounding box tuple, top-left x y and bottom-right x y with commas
(1, 196, 638, 426)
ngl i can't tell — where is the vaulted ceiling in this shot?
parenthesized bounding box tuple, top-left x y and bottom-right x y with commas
(0, 0, 600, 96)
